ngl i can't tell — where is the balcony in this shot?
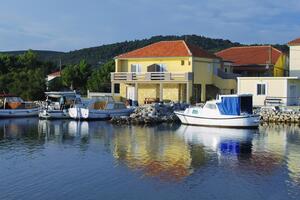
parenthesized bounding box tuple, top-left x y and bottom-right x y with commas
(216, 68, 241, 79)
(111, 72, 193, 82)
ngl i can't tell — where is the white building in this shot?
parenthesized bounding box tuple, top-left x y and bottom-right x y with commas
(288, 38, 300, 77)
(237, 77, 300, 106)
(238, 37, 300, 106)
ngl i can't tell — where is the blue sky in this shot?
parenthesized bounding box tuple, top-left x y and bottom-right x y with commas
(0, 0, 299, 52)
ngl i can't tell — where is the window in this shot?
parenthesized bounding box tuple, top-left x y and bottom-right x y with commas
(205, 103, 217, 109)
(181, 60, 185, 66)
(257, 84, 266, 95)
(158, 64, 167, 72)
(192, 109, 199, 114)
(131, 64, 141, 73)
(224, 68, 228, 73)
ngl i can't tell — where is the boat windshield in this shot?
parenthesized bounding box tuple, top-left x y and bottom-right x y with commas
(105, 103, 126, 110)
(5, 97, 24, 103)
(205, 103, 217, 110)
(106, 103, 115, 110)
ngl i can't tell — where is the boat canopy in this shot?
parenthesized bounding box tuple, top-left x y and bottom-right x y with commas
(216, 95, 253, 116)
(45, 91, 76, 98)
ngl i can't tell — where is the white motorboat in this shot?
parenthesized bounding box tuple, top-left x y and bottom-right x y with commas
(39, 91, 83, 119)
(0, 94, 39, 118)
(175, 94, 260, 128)
(68, 97, 135, 120)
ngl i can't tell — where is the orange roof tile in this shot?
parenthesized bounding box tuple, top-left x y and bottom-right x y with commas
(116, 40, 218, 59)
(215, 46, 282, 66)
(288, 37, 300, 46)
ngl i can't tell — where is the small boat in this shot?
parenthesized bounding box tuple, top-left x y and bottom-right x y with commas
(0, 94, 39, 118)
(174, 94, 260, 128)
(68, 97, 135, 120)
(39, 91, 83, 119)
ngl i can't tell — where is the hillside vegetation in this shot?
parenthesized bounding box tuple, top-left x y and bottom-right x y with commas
(0, 35, 289, 100)
(1, 35, 289, 67)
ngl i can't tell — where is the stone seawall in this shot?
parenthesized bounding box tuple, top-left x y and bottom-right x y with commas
(111, 105, 300, 125)
(111, 103, 189, 125)
(257, 107, 300, 124)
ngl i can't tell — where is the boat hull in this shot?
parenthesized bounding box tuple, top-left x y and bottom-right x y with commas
(69, 108, 109, 120)
(68, 108, 134, 120)
(0, 108, 39, 118)
(175, 111, 260, 129)
(39, 109, 70, 119)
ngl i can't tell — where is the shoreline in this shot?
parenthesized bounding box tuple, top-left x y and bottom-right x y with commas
(111, 104, 300, 126)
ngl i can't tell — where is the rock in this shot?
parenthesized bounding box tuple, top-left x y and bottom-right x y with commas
(110, 102, 184, 125)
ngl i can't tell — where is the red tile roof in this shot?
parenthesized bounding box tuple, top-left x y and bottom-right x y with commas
(215, 46, 282, 66)
(288, 37, 300, 46)
(116, 40, 218, 59)
(48, 71, 61, 77)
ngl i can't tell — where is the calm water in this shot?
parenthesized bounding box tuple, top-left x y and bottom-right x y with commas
(0, 118, 300, 200)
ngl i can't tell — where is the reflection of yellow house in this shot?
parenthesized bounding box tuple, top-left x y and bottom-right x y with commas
(112, 126, 206, 181)
(111, 40, 237, 104)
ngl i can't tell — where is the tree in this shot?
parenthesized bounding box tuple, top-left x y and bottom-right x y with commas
(87, 60, 115, 92)
(61, 59, 92, 91)
(0, 50, 56, 100)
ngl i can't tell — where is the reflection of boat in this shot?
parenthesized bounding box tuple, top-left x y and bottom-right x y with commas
(39, 91, 83, 119)
(38, 119, 89, 137)
(0, 94, 39, 118)
(0, 118, 39, 138)
(176, 125, 255, 154)
(175, 94, 260, 128)
(68, 97, 134, 120)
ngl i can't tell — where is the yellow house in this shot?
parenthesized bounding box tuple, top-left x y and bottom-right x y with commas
(111, 40, 237, 104)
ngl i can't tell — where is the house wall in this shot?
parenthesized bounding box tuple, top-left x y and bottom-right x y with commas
(116, 57, 192, 72)
(212, 75, 237, 93)
(119, 83, 187, 105)
(137, 84, 159, 104)
(274, 54, 288, 77)
(290, 45, 300, 77)
(162, 83, 180, 102)
(192, 57, 216, 84)
(237, 78, 289, 106)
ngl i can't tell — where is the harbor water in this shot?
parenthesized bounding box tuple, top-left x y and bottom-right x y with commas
(0, 118, 300, 200)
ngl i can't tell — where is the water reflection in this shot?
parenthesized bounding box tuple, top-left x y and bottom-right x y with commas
(112, 124, 194, 181)
(0, 118, 300, 186)
(286, 125, 300, 184)
(0, 118, 39, 139)
(177, 125, 255, 154)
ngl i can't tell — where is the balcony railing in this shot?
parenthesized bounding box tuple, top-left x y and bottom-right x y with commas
(217, 68, 241, 79)
(111, 72, 193, 82)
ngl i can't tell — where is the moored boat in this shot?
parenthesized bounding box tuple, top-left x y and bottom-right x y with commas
(174, 94, 260, 128)
(39, 91, 83, 119)
(0, 94, 39, 118)
(68, 97, 135, 120)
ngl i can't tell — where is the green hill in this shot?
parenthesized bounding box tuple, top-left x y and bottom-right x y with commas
(1, 34, 289, 67)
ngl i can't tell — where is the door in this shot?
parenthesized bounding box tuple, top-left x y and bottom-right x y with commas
(127, 86, 136, 101)
(288, 84, 297, 105)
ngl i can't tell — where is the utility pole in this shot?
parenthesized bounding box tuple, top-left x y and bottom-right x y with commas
(59, 59, 62, 72)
